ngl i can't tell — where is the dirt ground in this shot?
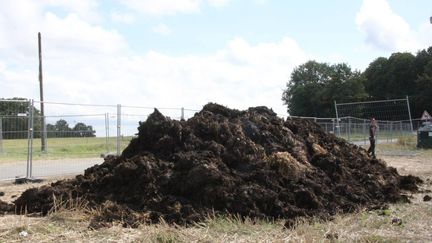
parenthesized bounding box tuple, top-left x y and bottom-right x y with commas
(0, 155, 429, 205)
(0, 176, 74, 204)
(0, 154, 431, 242)
(381, 155, 432, 178)
(0, 105, 420, 228)
(381, 155, 432, 204)
(0, 104, 429, 241)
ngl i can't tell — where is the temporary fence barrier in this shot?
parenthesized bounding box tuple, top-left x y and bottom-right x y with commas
(0, 99, 420, 181)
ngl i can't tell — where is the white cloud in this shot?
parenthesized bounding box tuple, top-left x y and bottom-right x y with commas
(43, 13, 128, 55)
(107, 37, 308, 114)
(355, 0, 424, 52)
(119, 0, 202, 16)
(152, 23, 171, 35)
(0, 0, 310, 133)
(111, 12, 135, 24)
(118, 0, 232, 16)
(417, 22, 432, 47)
(1, 35, 308, 118)
(42, 0, 101, 23)
(0, 1, 128, 101)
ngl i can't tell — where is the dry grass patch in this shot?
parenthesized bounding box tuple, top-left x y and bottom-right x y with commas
(0, 156, 431, 242)
(1, 201, 431, 242)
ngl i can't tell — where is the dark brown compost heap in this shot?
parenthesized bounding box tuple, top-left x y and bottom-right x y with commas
(3, 103, 421, 226)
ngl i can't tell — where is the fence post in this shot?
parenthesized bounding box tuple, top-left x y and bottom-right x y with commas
(390, 121, 393, 143)
(26, 99, 34, 178)
(348, 117, 351, 142)
(363, 119, 367, 146)
(105, 113, 109, 154)
(0, 117, 3, 154)
(41, 107, 47, 153)
(332, 119, 335, 134)
(399, 121, 403, 141)
(334, 100, 341, 136)
(386, 121, 389, 143)
(406, 96, 414, 133)
(116, 104, 121, 156)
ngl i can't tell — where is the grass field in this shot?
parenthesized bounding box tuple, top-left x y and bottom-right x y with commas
(0, 137, 133, 162)
(0, 132, 419, 162)
(339, 131, 416, 143)
(0, 152, 431, 242)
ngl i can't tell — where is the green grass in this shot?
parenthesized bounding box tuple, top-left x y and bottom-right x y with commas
(1, 132, 426, 162)
(0, 136, 133, 162)
(375, 135, 417, 152)
(339, 131, 415, 142)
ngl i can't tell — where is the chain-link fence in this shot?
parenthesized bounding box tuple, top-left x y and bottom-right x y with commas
(0, 99, 199, 181)
(318, 117, 417, 145)
(0, 98, 422, 181)
(332, 97, 419, 153)
(0, 99, 34, 180)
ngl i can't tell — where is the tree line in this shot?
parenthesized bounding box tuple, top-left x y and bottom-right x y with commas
(282, 46, 432, 119)
(45, 119, 96, 138)
(0, 98, 95, 139)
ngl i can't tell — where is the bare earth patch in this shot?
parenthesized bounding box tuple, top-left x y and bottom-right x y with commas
(381, 155, 432, 178)
(0, 176, 73, 204)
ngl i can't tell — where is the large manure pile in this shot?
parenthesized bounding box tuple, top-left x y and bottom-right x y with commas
(1, 103, 421, 227)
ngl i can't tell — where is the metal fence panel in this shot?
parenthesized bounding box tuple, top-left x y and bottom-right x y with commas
(0, 98, 424, 181)
(28, 101, 119, 178)
(318, 117, 417, 147)
(0, 99, 31, 180)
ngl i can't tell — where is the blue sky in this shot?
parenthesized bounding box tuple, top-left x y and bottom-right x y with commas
(0, 0, 431, 119)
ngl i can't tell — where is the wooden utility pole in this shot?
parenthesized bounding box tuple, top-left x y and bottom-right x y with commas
(38, 32, 47, 152)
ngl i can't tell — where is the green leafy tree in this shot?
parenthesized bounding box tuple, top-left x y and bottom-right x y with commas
(46, 119, 96, 138)
(282, 61, 366, 117)
(411, 48, 432, 117)
(363, 57, 389, 99)
(72, 122, 96, 137)
(0, 98, 42, 139)
(363, 53, 417, 100)
(54, 119, 71, 137)
(386, 52, 416, 97)
(413, 60, 432, 117)
(364, 53, 416, 100)
(282, 61, 329, 117)
(364, 47, 432, 118)
(1, 98, 97, 139)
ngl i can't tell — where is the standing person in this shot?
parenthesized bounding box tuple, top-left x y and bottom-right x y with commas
(367, 117, 378, 157)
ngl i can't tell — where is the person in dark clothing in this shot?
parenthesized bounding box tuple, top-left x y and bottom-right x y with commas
(367, 117, 378, 157)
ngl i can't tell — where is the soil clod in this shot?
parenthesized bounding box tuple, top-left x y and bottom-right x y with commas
(0, 200, 13, 212)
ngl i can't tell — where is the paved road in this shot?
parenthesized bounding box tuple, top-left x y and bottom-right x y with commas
(0, 158, 103, 181)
